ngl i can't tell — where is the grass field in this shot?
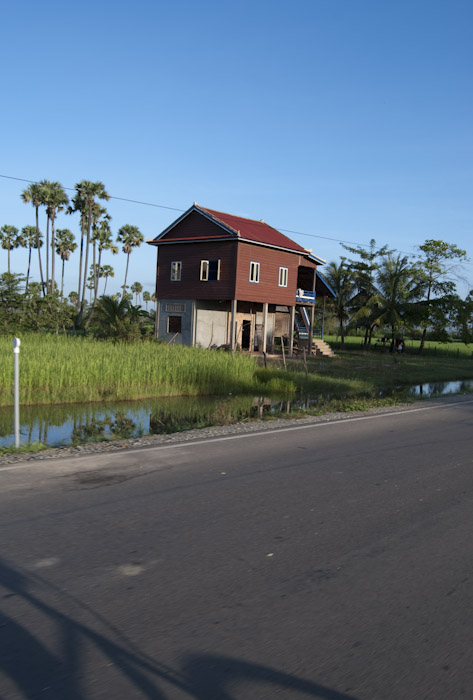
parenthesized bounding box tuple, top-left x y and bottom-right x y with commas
(325, 334, 473, 357)
(0, 334, 295, 406)
(1, 334, 472, 408)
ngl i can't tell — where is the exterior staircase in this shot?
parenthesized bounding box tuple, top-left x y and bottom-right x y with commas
(310, 338, 335, 358)
(294, 309, 334, 357)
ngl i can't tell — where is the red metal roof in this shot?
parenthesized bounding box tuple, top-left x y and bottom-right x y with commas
(198, 206, 308, 254)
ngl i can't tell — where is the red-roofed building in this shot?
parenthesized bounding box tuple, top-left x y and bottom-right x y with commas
(148, 204, 334, 352)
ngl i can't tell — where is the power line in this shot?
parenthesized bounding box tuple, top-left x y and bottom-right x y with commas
(1, 172, 472, 266)
(0, 173, 185, 213)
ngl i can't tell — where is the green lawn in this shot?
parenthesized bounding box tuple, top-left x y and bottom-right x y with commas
(325, 334, 473, 357)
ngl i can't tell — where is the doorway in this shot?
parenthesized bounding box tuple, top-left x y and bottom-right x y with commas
(241, 320, 251, 350)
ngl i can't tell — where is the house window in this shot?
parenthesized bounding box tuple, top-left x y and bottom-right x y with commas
(170, 261, 182, 281)
(200, 259, 220, 281)
(279, 267, 288, 287)
(249, 261, 260, 283)
(167, 315, 182, 333)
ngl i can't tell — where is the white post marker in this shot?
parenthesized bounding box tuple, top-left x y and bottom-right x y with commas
(13, 337, 20, 448)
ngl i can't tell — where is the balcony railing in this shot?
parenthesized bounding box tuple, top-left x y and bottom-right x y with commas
(296, 289, 316, 303)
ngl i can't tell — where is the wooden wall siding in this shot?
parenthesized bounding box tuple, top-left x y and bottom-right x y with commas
(160, 210, 234, 241)
(157, 241, 237, 299)
(235, 242, 305, 305)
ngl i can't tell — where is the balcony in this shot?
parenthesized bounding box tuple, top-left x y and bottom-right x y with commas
(296, 289, 316, 303)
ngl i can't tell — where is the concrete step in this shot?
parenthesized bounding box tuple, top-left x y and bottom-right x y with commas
(311, 339, 335, 357)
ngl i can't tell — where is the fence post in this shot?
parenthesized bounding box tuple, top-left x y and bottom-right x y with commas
(13, 338, 21, 448)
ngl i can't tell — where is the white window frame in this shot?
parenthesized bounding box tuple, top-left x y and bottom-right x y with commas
(200, 259, 221, 281)
(249, 261, 260, 283)
(278, 266, 288, 287)
(170, 261, 182, 281)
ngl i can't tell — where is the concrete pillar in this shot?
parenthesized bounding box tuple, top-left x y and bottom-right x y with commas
(230, 299, 237, 350)
(155, 300, 160, 339)
(289, 305, 295, 355)
(190, 300, 197, 347)
(262, 302, 268, 353)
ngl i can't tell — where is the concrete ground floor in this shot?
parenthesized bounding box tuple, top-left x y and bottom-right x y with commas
(155, 298, 315, 352)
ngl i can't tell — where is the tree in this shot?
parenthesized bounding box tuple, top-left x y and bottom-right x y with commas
(92, 294, 147, 341)
(0, 225, 20, 273)
(453, 291, 473, 344)
(116, 225, 144, 296)
(55, 228, 77, 299)
(91, 214, 116, 298)
(68, 291, 79, 306)
(142, 290, 151, 311)
(323, 258, 356, 348)
(89, 205, 109, 296)
(42, 181, 69, 293)
(0, 272, 25, 333)
(101, 265, 115, 296)
(342, 239, 394, 344)
(414, 239, 468, 354)
(19, 225, 42, 293)
(69, 181, 110, 324)
(21, 183, 46, 293)
(131, 281, 143, 305)
(368, 254, 421, 350)
(85, 214, 117, 330)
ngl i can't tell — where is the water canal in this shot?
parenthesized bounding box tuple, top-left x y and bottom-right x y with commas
(1, 380, 473, 448)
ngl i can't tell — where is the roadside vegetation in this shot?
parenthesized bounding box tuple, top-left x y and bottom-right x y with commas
(1, 334, 472, 409)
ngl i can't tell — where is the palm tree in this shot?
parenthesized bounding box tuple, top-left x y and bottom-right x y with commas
(70, 181, 110, 324)
(101, 265, 114, 296)
(368, 254, 420, 350)
(89, 205, 110, 296)
(67, 188, 87, 308)
(19, 225, 42, 293)
(342, 239, 393, 344)
(42, 181, 69, 293)
(142, 290, 151, 311)
(324, 258, 356, 348)
(91, 215, 117, 299)
(93, 295, 146, 341)
(55, 228, 77, 298)
(131, 281, 143, 305)
(0, 225, 20, 273)
(116, 225, 144, 296)
(21, 183, 46, 294)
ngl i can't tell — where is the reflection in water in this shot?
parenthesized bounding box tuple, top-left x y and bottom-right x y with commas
(1, 380, 473, 448)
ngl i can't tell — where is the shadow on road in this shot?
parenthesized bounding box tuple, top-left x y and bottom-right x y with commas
(0, 556, 359, 699)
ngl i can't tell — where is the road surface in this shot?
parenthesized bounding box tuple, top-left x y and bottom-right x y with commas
(1, 397, 473, 699)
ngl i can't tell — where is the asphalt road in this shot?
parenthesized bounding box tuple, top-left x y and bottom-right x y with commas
(1, 397, 473, 700)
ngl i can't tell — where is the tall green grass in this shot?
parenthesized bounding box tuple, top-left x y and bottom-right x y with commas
(1, 334, 472, 409)
(0, 334, 294, 407)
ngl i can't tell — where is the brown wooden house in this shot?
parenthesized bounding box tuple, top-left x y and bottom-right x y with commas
(148, 204, 335, 352)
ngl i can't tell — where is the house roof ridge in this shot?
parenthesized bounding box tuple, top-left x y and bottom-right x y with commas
(195, 204, 241, 236)
(198, 204, 277, 229)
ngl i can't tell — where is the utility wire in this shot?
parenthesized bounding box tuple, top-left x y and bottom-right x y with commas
(1, 172, 472, 266)
(0, 173, 184, 213)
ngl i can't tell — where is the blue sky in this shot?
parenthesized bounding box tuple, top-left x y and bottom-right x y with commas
(1, 0, 472, 297)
